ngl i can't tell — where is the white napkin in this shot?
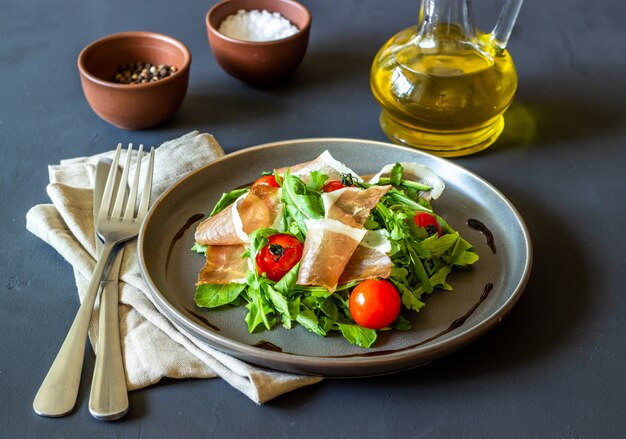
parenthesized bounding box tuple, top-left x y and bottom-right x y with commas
(26, 131, 322, 404)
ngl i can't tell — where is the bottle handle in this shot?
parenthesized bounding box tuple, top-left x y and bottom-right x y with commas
(490, 0, 524, 50)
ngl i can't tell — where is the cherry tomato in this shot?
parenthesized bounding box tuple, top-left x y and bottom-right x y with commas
(349, 279, 401, 329)
(413, 212, 443, 237)
(252, 175, 281, 189)
(322, 179, 345, 192)
(256, 234, 304, 281)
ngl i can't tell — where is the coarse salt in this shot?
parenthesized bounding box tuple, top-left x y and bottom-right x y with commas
(218, 9, 299, 42)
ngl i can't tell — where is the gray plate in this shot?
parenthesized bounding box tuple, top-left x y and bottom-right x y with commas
(138, 138, 532, 377)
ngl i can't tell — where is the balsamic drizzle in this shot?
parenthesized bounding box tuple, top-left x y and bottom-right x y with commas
(253, 341, 284, 353)
(184, 307, 220, 332)
(467, 218, 496, 254)
(165, 213, 205, 271)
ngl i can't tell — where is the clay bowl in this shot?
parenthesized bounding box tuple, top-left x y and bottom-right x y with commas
(77, 32, 191, 130)
(206, 0, 311, 86)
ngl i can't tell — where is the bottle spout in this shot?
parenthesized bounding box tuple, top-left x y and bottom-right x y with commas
(490, 0, 524, 50)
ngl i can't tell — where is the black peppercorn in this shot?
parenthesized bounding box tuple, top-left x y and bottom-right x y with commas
(112, 61, 178, 84)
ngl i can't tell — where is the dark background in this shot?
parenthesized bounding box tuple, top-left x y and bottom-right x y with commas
(2, 0, 625, 437)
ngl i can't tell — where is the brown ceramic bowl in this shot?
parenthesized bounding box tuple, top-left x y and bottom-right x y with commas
(206, 0, 311, 86)
(77, 32, 191, 130)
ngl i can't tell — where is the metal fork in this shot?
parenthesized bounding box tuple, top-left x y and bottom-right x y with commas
(33, 143, 155, 418)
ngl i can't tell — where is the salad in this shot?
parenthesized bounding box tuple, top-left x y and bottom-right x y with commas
(191, 151, 479, 348)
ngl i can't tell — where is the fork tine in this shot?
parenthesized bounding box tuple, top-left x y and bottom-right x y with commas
(123, 144, 143, 221)
(98, 144, 122, 222)
(136, 147, 155, 219)
(111, 144, 133, 219)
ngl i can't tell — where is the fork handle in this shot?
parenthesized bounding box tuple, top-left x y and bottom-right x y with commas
(89, 268, 128, 421)
(33, 241, 116, 417)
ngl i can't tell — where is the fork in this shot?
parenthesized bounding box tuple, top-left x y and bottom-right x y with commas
(33, 143, 154, 418)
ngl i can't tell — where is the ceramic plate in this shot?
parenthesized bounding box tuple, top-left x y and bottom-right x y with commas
(138, 138, 532, 377)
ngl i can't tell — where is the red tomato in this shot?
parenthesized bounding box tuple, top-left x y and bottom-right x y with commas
(252, 175, 281, 189)
(322, 179, 345, 192)
(349, 279, 401, 329)
(256, 234, 304, 281)
(413, 212, 443, 237)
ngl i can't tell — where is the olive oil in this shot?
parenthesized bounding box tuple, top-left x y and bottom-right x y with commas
(371, 25, 518, 157)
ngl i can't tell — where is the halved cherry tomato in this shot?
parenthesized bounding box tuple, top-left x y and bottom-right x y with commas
(256, 234, 304, 281)
(413, 212, 443, 237)
(252, 175, 280, 189)
(322, 179, 345, 192)
(349, 279, 401, 329)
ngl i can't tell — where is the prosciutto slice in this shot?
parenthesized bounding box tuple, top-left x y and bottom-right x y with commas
(275, 150, 362, 182)
(197, 244, 248, 284)
(194, 185, 282, 245)
(322, 185, 391, 228)
(368, 162, 445, 200)
(296, 219, 367, 292)
(338, 230, 392, 284)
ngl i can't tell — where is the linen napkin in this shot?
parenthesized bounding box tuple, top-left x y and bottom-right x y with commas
(26, 131, 322, 404)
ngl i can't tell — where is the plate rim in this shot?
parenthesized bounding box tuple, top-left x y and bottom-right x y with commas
(138, 137, 533, 374)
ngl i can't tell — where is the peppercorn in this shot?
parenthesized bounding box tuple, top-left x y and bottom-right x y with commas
(112, 62, 179, 84)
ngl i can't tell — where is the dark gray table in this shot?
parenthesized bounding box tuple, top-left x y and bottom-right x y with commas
(2, 0, 625, 437)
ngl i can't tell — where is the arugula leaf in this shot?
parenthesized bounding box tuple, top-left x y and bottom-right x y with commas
(392, 278, 426, 312)
(296, 309, 326, 336)
(281, 173, 324, 222)
(385, 189, 433, 213)
(194, 283, 246, 308)
(422, 232, 460, 256)
(391, 315, 412, 331)
(191, 242, 208, 254)
(210, 188, 249, 216)
(266, 285, 299, 329)
(377, 177, 432, 193)
(274, 262, 300, 296)
(390, 163, 403, 186)
(336, 323, 377, 348)
(429, 265, 453, 291)
(248, 228, 280, 256)
(244, 280, 276, 332)
(447, 237, 480, 266)
(306, 171, 329, 192)
(317, 296, 339, 322)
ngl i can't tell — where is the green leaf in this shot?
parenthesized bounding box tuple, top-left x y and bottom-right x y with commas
(210, 188, 249, 216)
(274, 262, 300, 296)
(296, 309, 326, 336)
(194, 283, 246, 308)
(385, 189, 433, 213)
(244, 301, 264, 333)
(363, 217, 380, 230)
(407, 245, 433, 293)
(390, 163, 403, 186)
(336, 323, 377, 348)
(447, 237, 480, 266)
(266, 286, 299, 329)
(408, 238, 430, 259)
(319, 315, 336, 333)
(429, 265, 453, 291)
(266, 285, 290, 316)
(422, 232, 460, 257)
(191, 242, 208, 254)
(306, 171, 329, 192)
(247, 227, 280, 257)
(244, 287, 276, 333)
(392, 279, 425, 312)
(318, 296, 339, 322)
(281, 173, 324, 222)
(390, 266, 409, 278)
(391, 315, 412, 331)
